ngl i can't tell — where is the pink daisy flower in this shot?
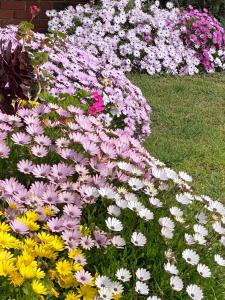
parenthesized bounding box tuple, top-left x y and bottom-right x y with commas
(80, 236, 95, 250)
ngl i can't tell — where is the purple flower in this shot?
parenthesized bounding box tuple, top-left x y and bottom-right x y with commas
(10, 220, 29, 234)
(63, 204, 82, 218)
(0, 142, 10, 158)
(11, 132, 32, 145)
(31, 145, 48, 157)
(34, 135, 52, 146)
(32, 164, 51, 178)
(47, 217, 64, 232)
(26, 124, 44, 136)
(17, 159, 34, 174)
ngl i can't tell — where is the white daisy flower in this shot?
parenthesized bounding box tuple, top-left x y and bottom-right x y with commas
(99, 287, 113, 299)
(107, 205, 121, 217)
(176, 194, 192, 205)
(127, 200, 144, 212)
(186, 284, 203, 300)
(139, 208, 154, 221)
(164, 262, 179, 275)
(110, 281, 124, 294)
(165, 249, 175, 260)
(128, 178, 144, 190)
(111, 236, 126, 248)
(130, 167, 143, 176)
(197, 264, 211, 278)
(193, 234, 206, 245)
(131, 232, 147, 247)
(220, 236, 225, 247)
(135, 281, 149, 295)
(125, 193, 138, 202)
(116, 268, 132, 282)
(208, 200, 225, 215)
(195, 212, 207, 224)
(145, 186, 158, 197)
(159, 217, 175, 229)
(214, 254, 225, 266)
(170, 207, 183, 217)
(136, 268, 151, 281)
(182, 249, 200, 265)
(165, 168, 178, 180)
(99, 187, 116, 199)
(149, 197, 163, 208)
(213, 221, 225, 235)
(166, 2, 174, 9)
(170, 276, 183, 291)
(179, 171, 192, 182)
(152, 167, 168, 181)
(117, 162, 133, 172)
(147, 297, 161, 300)
(193, 224, 208, 236)
(185, 234, 196, 245)
(161, 227, 174, 239)
(95, 275, 111, 288)
(115, 199, 128, 209)
(106, 217, 123, 232)
(117, 187, 128, 195)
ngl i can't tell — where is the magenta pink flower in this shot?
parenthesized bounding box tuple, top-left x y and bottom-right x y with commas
(88, 90, 104, 116)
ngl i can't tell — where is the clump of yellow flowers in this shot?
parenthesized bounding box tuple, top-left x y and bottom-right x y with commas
(0, 211, 98, 300)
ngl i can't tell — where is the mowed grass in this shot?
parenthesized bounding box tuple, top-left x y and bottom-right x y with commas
(129, 73, 225, 200)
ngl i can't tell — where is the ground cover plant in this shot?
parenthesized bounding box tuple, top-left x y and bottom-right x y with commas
(47, 0, 225, 75)
(0, 29, 224, 299)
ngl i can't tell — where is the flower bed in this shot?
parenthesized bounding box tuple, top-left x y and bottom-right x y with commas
(0, 6, 224, 299)
(0, 25, 151, 140)
(178, 6, 225, 72)
(0, 86, 224, 299)
(47, 0, 225, 75)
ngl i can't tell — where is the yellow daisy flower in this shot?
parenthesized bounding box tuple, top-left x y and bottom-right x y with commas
(68, 249, 83, 259)
(25, 211, 39, 221)
(10, 271, 24, 287)
(32, 280, 47, 295)
(0, 222, 10, 232)
(0, 232, 20, 249)
(65, 291, 80, 300)
(56, 260, 73, 276)
(77, 285, 97, 300)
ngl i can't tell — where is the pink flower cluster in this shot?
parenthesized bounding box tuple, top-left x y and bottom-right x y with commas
(88, 91, 104, 116)
(0, 102, 161, 251)
(178, 6, 225, 72)
(0, 26, 151, 140)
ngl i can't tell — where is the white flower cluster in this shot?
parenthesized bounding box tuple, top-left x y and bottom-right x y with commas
(47, 0, 200, 75)
(92, 160, 225, 299)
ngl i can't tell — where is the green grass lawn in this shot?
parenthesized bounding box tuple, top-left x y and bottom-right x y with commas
(129, 73, 225, 200)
